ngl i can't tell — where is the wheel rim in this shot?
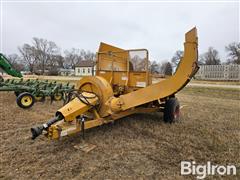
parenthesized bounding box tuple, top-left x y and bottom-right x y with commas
(35, 96, 43, 101)
(21, 96, 33, 106)
(54, 93, 62, 101)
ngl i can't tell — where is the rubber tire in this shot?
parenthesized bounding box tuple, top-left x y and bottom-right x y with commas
(163, 98, 180, 123)
(16, 92, 35, 109)
(14, 91, 21, 97)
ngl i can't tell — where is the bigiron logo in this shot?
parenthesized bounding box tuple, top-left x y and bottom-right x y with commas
(180, 161, 237, 179)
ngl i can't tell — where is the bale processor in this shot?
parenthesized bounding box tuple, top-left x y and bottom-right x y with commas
(31, 27, 199, 140)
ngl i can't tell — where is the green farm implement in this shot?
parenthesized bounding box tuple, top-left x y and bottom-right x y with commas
(0, 78, 74, 108)
(0, 53, 75, 108)
(0, 53, 23, 79)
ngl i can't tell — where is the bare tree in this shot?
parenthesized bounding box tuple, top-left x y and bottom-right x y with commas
(7, 54, 25, 71)
(225, 42, 240, 64)
(84, 50, 96, 61)
(47, 55, 64, 75)
(19, 38, 61, 75)
(18, 44, 37, 73)
(32, 38, 60, 74)
(64, 48, 83, 68)
(200, 47, 221, 65)
(171, 50, 183, 67)
(64, 48, 96, 69)
(54, 55, 64, 69)
(130, 55, 148, 71)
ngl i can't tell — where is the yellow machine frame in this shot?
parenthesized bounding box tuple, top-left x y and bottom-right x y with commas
(97, 43, 151, 94)
(31, 27, 199, 140)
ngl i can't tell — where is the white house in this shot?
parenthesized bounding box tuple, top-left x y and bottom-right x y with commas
(59, 68, 75, 76)
(75, 60, 95, 76)
(195, 64, 240, 81)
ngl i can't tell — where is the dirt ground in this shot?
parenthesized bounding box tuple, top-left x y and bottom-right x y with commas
(0, 87, 239, 179)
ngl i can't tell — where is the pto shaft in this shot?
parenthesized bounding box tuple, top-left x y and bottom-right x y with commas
(31, 114, 63, 140)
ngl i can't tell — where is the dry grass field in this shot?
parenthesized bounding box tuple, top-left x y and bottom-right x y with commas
(0, 86, 239, 179)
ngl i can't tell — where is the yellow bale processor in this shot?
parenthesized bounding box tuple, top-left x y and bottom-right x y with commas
(31, 27, 199, 140)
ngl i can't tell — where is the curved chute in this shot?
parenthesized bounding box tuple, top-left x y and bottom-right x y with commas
(114, 27, 199, 111)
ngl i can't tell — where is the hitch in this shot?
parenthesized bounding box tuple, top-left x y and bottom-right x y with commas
(31, 114, 63, 140)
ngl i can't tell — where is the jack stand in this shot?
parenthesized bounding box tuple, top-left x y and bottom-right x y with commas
(81, 115, 85, 140)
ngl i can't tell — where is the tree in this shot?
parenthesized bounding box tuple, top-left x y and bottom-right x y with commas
(171, 50, 183, 67)
(200, 47, 221, 65)
(225, 42, 240, 64)
(160, 61, 172, 75)
(18, 44, 37, 73)
(64, 49, 96, 69)
(130, 55, 147, 71)
(150, 60, 160, 73)
(64, 48, 82, 68)
(54, 55, 64, 69)
(84, 50, 96, 61)
(7, 54, 25, 72)
(164, 62, 173, 75)
(19, 38, 61, 74)
(32, 37, 60, 74)
(48, 55, 64, 75)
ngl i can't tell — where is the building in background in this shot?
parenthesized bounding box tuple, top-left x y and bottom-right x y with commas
(59, 68, 75, 76)
(75, 60, 95, 76)
(195, 64, 240, 81)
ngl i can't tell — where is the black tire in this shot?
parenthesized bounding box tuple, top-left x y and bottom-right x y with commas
(14, 91, 21, 97)
(16, 92, 35, 109)
(163, 98, 180, 123)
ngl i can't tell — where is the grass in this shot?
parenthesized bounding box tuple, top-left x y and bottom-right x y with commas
(191, 79, 240, 85)
(181, 86, 240, 100)
(0, 80, 239, 179)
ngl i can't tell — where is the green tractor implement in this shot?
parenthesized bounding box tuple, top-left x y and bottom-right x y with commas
(0, 53, 75, 108)
(0, 53, 23, 79)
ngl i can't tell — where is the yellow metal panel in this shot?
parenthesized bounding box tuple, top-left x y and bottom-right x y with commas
(97, 43, 151, 89)
(76, 76, 114, 117)
(110, 27, 198, 111)
(129, 72, 149, 87)
(97, 71, 112, 82)
(57, 92, 98, 121)
(97, 42, 129, 72)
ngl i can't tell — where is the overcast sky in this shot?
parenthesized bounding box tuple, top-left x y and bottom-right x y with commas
(1, 1, 239, 62)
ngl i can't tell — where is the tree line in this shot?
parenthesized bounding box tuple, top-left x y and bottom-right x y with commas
(150, 42, 240, 75)
(7, 37, 95, 75)
(5, 37, 239, 76)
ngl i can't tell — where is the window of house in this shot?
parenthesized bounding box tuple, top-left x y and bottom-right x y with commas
(78, 68, 80, 73)
(83, 68, 85, 74)
(88, 68, 90, 73)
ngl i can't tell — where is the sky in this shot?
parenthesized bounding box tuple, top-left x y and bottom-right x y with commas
(1, 1, 239, 63)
